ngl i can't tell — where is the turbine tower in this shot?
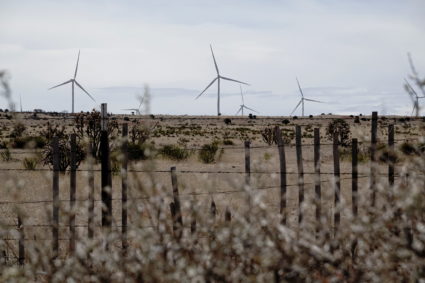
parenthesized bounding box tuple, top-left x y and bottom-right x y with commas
(196, 44, 249, 116)
(48, 50, 95, 113)
(235, 85, 258, 116)
(290, 78, 323, 117)
(405, 79, 424, 117)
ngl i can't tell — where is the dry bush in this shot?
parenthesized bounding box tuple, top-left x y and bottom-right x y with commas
(0, 141, 424, 281)
(74, 109, 118, 159)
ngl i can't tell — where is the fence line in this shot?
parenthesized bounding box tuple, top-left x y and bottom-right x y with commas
(1, 109, 423, 265)
(0, 138, 419, 155)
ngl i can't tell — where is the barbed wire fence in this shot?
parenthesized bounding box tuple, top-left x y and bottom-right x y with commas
(0, 108, 421, 265)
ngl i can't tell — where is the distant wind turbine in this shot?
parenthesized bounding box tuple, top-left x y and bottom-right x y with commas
(290, 78, 323, 117)
(19, 94, 22, 113)
(235, 85, 258, 116)
(48, 50, 95, 113)
(123, 94, 144, 115)
(196, 44, 249, 116)
(405, 78, 424, 117)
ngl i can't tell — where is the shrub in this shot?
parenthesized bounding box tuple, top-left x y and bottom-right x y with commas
(130, 121, 152, 145)
(354, 116, 360, 124)
(399, 142, 424, 156)
(159, 144, 190, 161)
(326, 118, 351, 147)
(22, 157, 38, 170)
(224, 118, 232, 125)
(282, 119, 290, 125)
(10, 122, 26, 138)
(73, 110, 118, 160)
(11, 136, 46, 149)
(1, 148, 12, 162)
(292, 116, 298, 120)
(223, 139, 234, 145)
(42, 137, 85, 171)
(261, 127, 276, 145)
(199, 142, 219, 163)
(128, 143, 154, 161)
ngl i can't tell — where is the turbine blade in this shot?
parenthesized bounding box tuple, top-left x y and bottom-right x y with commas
(235, 107, 242, 115)
(405, 78, 418, 98)
(210, 44, 219, 75)
(48, 79, 73, 90)
(220, 76, 249, 85)
(74, 50, 80, 79)
(74, 80, 96, 102)
(296, 77, 304, 98)
(243, 105, 259, 113)
(195, 77, 218, 99)
(290, 100, 302, 116)
(304, 98, 323, 103)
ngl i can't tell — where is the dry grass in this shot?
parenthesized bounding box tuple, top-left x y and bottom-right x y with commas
(0, 113, 424, 281)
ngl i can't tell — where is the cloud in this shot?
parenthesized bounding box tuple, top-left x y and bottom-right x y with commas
(0, 0, 424, 115)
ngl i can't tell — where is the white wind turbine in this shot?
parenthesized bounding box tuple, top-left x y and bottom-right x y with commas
(235, 85, 258, 116)
(123, 94, 144, 115)
(196, 44, 249, 116)
(405, 79, 424, 117)
(290, 78, 323, 117)
(48, 50, 95, 113)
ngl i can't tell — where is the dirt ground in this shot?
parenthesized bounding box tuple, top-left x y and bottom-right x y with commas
(0, 113, 423, 255)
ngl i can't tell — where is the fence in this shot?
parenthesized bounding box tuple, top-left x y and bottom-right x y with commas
(0, 108, 419, 264)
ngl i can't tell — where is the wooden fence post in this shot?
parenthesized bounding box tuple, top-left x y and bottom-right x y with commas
(225, 207, 231, 223)
(333, 132, 341, 234)
(69, 133, 76, 254)
(52, 136, 59, 259)
(88, 143, 95, 239)
(210, 199, 217, 221)
(101, 103, 112, 228)
(352, 139, 358, 217)
(121, 123, 128, 253)
(295, 125, 304, 225)
(388, 124, 395, 186)
(314, 128, 321, 230)
(190, 206, 197, 235)
(274, 126, 287, 224)
(170, 167, 183, 239)
(370, 111, 378, 207)
(244, 141, 251, 186)
(18, 215, 24, 265)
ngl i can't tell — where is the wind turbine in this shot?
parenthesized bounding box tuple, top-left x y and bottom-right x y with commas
(123, 95, 144, 115)
(235, 85, 258, 116)
(19, 94, 22, 113)
(405, 78, 424, 117)
(290, 78, 323, 117)
(196, 44, 249, 116)
(48, 50, 95, 113)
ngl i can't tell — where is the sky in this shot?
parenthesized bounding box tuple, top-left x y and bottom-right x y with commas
(1, 0, 424, 116)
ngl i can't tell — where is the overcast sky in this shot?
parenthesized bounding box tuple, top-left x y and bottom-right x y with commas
(1, 0, 424, 116)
